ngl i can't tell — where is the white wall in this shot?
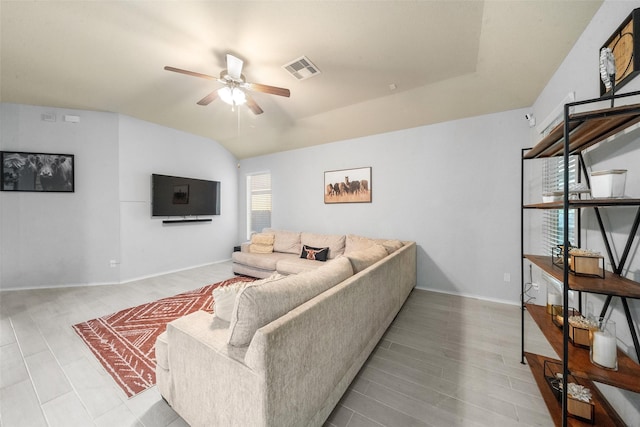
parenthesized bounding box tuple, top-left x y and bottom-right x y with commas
(239, 108, 531, 304)
(118, 115, 239, 281)
(530, 1, 640, 422)
(0, 104, 239, 289)
(0, 103, 120, 288)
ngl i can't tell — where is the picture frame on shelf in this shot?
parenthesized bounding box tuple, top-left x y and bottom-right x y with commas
(599, 8, 640, 96)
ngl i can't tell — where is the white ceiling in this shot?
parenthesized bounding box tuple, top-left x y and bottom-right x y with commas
(1, 1, 603, 159)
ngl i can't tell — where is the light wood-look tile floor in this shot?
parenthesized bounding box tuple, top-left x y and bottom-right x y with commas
(0, 261, 557, 427)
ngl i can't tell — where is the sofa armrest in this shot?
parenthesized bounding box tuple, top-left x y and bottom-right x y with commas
(162, 311, 266, 427)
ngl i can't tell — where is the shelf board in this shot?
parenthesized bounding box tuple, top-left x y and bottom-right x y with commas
(524, 352, 625, 426)
(524, 121, 580, 159)
(525, 304, 640, 393)
(524, 199, 640, 209)
(524, 103, 640, 159)
(524, 255, 640, 299)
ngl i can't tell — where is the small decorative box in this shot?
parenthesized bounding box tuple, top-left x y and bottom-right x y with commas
(568, 316, 599, 348)
(544, 360, 595, 424)
(552, 307, 578, 329)
(553, 246, 605, 278)
(549, 304, 563, 317)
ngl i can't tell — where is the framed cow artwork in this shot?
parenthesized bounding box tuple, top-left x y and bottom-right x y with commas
(324, 167, 371, 204)
(1, 151, 75, 192)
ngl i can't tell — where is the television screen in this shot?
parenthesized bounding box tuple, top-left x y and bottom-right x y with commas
(151, 174, 220, 217)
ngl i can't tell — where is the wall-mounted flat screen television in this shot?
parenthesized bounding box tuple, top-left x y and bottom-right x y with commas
(151, 174, 220, 217)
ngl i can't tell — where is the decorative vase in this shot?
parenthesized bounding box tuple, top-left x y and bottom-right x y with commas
(589, 318, 618, 370)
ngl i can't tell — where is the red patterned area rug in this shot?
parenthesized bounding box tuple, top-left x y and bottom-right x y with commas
(72, 276, 255, 398)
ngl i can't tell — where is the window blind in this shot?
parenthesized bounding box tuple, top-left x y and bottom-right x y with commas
(542, 156, 578, 255)
(247, 173, 272, 239)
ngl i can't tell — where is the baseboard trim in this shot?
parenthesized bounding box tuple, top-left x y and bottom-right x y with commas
(0, 259, 233, 292)
(119, 259, 231, 284)
(0, 281, 114, 292)
(414, 285, 519, 307)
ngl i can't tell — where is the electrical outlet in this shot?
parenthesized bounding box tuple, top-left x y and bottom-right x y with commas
(109, 260, 117, 268)
(532, 282, 540, 291)
(503, 273, 511, 282)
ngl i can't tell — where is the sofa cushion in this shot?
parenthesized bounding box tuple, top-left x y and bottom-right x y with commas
(232, 251, 292, 271)
(227, 256, 354, 346)
(345, 244, 388, 273)
(249, 232, 275, 254)
(344, 234, 377, 254)
(345, 235, 404, 255)
(300, 245, 329, 262)
(301, 232, 346, 259)
(263, 228, 301, 255)
(214, 273, 284, 321)
(379, 239, 404, 254)
(213, 283, 243, 321)
(275, 257, 327, 275)
(213, 280, 250, 321)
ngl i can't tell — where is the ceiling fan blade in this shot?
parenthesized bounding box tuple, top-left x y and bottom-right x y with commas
(226, 54, 244, 80)
(164, 66, 217, 81)
(245, 82, 291, 98)
(245, 94, 264, 115)
(196, 91, 218, 106)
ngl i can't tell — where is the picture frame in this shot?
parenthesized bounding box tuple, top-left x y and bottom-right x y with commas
(599, 8, 640, 96)
(324, 167, 371, 204)
(1, 151, 75, 192)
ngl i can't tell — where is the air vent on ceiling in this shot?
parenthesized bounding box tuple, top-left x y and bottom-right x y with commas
(283, 56, 321, 80)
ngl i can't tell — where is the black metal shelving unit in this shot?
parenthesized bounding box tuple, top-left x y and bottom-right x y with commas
(520, 90, 640, 426)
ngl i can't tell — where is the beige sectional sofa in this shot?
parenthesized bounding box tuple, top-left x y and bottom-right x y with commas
(232, 228, 405, 277)
(155, 230, 416, 427)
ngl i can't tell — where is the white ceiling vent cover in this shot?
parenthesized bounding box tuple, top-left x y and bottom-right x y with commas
(283, 56, 321, 80)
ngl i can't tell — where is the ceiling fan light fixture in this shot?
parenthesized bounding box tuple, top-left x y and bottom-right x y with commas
(165, 53, 289, 115)
(218, 86, 246, 106)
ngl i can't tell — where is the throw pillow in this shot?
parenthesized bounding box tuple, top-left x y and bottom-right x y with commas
(251, 232, 275, 245)
(215, 273, 283, 321)
(300, 245, 329, 261)
(344, 234, 376, 254)
(249, 232, 275, 254)
(212, 281, 249, 322)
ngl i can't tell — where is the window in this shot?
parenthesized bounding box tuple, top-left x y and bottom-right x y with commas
(246, 172, 271, 239)
(542, 156, 578, 255)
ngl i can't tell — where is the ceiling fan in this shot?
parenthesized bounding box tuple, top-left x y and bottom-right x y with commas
(164, 53, 290, 114)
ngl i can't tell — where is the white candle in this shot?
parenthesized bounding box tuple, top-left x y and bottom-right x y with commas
(547, 292, 562, 314)
(591, 330, 617, 369)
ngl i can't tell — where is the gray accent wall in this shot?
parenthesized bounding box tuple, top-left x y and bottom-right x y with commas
(1, 104, 120, 289)
(0, 104, 239, 290)
(117, 115, 239, 281)
(238, 108, 531, 305)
